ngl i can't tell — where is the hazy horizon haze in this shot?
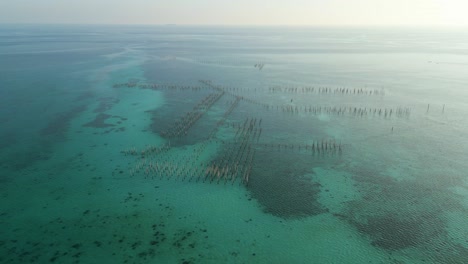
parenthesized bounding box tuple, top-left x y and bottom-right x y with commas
(1, 0, 468, 27)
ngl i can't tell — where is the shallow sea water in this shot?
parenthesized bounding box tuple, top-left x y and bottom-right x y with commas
(1, 25, 467, 263)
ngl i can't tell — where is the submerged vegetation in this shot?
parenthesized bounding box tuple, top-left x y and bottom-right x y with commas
(1, 25, 467, 263)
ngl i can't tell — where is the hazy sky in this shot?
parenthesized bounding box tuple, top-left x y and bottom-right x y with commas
(1, 0, 468, 26)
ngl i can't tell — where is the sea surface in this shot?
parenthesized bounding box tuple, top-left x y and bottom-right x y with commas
(0, 25, 467, 263)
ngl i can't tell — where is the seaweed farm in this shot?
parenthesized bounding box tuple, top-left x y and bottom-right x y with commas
(1, 25, 468, 264)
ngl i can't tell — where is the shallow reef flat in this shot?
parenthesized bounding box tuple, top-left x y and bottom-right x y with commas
(0, 25, 467, 264)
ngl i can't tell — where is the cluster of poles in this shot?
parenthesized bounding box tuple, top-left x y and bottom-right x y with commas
(119, 78, 411, 187)
(208, 117, 261, 185)
(254, 63, 265, 70)
(205, 96, 242, 140)
(125, 115, 260, 186)
(268, 86, 384, 95)
(124, 90, 246, 184)
(113, 81, 384, 98)
(234, 118, 262, 143)
(125, 140, 215, 183)
(113, 82, 209, 91)
(278, 105, 411, 118)
(199, 80, 270, 108)
(256, 140, 343, 155)
(161, 92, 225, 138)
(199, 80, 260, 93)
(121, 142, 171, 157)
(128, 158, 205, 182)
(223, 97, 241, 119)
(128, 158, 253, 185)
(194, 59, 267, 70)
(199, 80, 412, 120)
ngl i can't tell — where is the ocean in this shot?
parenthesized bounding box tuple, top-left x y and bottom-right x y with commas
(0, 24, 467, 263)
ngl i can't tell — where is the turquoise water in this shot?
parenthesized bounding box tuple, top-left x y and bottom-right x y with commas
(1, 25, 467, 263)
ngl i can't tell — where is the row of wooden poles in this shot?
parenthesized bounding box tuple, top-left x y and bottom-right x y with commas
(129, 158, 205, 182)
(121, 142, 171, 157)
(124, 93, 247, 184)
(114, 81, 383, 97)
(234, 118, 262, 143)
(223, 97, 241, 119)
(134, 100, 238, 182)
(256, 140, 343, 154)
(168, 98, 247, 182)
(160, 92, 225, 138)
(207, 117, 260, 185)
(113, 82, 210, 91)
(199, 80, 270, 108)
(129, 158, 253, 185)
(200, 80, 385, 95)
(137, 117, 259, 185)
(254, 63, 265, 70)
(278, 105, 411, 118)
(199, 80, 411, 119)
(195, 59, 266, 68)
(120, 80, 249, 184)
(112, 81, 262, 92)
(268, 86, 384, 95)
(126, 117, 258, 186)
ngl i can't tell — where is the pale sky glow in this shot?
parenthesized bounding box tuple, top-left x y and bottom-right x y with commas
(1, 0, 468, 26)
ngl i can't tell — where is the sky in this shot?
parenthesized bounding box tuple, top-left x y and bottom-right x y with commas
(1, 0, 468, 26)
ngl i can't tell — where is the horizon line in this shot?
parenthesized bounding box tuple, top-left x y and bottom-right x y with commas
(1, 22, 468, 29)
